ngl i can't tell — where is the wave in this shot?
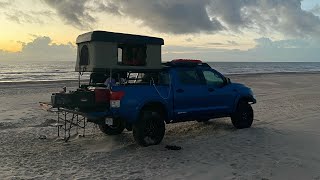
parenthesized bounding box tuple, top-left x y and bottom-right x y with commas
(0, 71, 70, 75)
(1, 62, 320, 83)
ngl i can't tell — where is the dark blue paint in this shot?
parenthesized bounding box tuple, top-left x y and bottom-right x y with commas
(96, 65, 256, 124)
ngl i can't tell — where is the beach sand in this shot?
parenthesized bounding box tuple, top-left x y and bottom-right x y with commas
(1, 73, 320, 179)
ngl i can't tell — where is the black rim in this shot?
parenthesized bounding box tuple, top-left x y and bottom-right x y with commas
(241, 111, 249, 121)
(144, 118, 162, 141)
(240, 106, 253, 122)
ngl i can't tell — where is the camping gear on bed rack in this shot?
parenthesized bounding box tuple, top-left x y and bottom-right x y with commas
(52, 31, 165, 111)
(41, 30, 165, 140)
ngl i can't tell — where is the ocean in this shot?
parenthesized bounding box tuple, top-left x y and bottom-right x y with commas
(0, 61, 320, 83)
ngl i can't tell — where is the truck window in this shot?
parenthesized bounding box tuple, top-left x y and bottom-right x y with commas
(126, 71, 169, 85)
(126, 72, 155, 84)
(203, 70, 225, 86)
(79, 45, 89, 66)
(158, 71, 170, 85)
(118, 45, 147, 66)
(117, 48, 122, 63)
(177, 70, 202, 85)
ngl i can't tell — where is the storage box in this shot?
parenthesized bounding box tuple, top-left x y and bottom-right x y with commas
(71, 90, 95, 108)
(51, 93, 72, 108)
(51, 90, 95, 109)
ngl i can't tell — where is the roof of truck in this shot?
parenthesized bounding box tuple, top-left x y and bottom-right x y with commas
(76, 31, 164, 45)
(163, 59, 211, 68)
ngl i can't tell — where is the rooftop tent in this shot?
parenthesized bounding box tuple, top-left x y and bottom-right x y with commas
(75, 31, 164, 72)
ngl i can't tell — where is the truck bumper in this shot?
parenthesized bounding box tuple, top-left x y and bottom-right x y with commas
(86, 111, 114, 125)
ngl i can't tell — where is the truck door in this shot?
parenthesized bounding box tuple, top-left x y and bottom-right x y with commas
(173, 68, 208, 120)
(201, 69, 237, 115)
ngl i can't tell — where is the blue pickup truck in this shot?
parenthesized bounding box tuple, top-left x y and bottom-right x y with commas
(78, 59, 256, 146)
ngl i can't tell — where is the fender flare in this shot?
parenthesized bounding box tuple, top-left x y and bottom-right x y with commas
(135, 100, 170, 123)
(233, 95, 256, 112)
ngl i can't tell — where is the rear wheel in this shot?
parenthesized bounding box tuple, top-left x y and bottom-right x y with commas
(231, 101, 253, 129)
(133, 110, 165, 146)
(99, 118, 125, 135)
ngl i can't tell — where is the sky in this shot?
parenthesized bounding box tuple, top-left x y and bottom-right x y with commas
(0, 0, 319, 62)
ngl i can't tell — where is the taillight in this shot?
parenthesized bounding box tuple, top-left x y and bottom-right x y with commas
(110, 91, 125, 108)
(110, 91, 125, 100)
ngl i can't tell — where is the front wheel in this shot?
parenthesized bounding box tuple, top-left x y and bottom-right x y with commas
(231, 101, 254, 129)
(133, 110, 165, 147)
(99, 118, 125, 135)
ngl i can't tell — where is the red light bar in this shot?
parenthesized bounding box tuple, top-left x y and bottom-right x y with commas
(171, 59, 202, 64)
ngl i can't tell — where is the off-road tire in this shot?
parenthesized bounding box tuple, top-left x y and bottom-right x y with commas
(133, 110, 165, 147)
(231, 101, 254, 129)
(99, 118, 125, 135)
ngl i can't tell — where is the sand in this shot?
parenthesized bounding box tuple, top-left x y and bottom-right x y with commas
(1, 73, 320, 180)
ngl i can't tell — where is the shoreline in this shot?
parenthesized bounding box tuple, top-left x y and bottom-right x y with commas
(225, 70, 320, 76)
(0, 79, 84, 87)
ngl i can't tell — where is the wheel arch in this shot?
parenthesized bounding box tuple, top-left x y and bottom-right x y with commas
(233, 95, 256, 113)
(139, 101, 169, 123)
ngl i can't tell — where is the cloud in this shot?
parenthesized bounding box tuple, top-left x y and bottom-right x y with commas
(0, 1, 11, 8)
(0, 1, 54, 25)
(4, 10, 53, 24)
(206, 41, 240, 47)
(185, 38, 193, 42)
(208, 0, 247, 29)
(44, 0, 223, 33)
(227, 41, 239, 46)
(43, 0, 96, 30)
(208, 0, 320, 37)
(207, 41, 239, 47)
(0, 36, 76, 61)
(1, 35, 318, 62)
(42, 0, 225, 33)
(163, 38, 320, 62)
(109, 0, 224, 34)
(93, 0, 120, 15)
(254, 37, 311, 48)
(42, 0, 320, 38)
(207, 42, 225, 46)
(311, 4, 320, 15)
